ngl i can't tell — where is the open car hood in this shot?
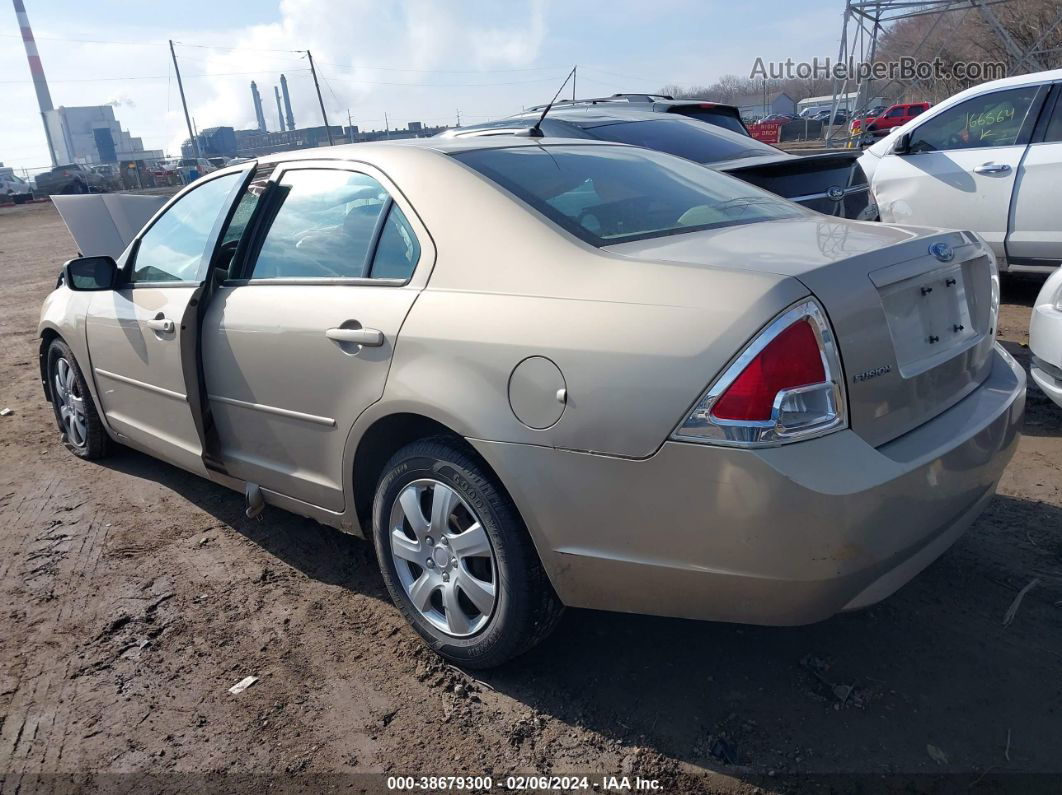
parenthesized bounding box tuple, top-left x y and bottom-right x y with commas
(52, 193, 168, 259)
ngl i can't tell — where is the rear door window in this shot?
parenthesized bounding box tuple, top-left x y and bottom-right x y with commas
(1044, 90, 1062, 143)
(247, 168, 420, 281)
(370, 205, 421, 280)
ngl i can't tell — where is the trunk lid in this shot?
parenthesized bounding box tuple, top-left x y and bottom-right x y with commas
(716, 151, 876, 220)
(605, 217, 997, 447)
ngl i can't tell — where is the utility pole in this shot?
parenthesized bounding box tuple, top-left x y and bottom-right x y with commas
(456, 108, 461, 127)
(169, 40, 200, 158)
(347, 109, 354, 143)
(305, 50, 334, 145)
(384, 112, 390, 139)
(572, 65, 577, 103)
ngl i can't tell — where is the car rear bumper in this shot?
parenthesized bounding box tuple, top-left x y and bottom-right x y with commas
(472, 344, 1024, 624)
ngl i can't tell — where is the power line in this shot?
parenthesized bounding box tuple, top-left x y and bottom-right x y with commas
(0, 69, 312, 85)
(318, 73, 569, 88)
(311, 59, 568, 74)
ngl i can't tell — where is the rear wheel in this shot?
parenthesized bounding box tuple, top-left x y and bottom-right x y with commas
(372, 438, 563, 668)
(47, 339, 110, 459)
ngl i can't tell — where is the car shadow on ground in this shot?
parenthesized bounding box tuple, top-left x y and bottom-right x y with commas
(999, 339, 1061, 439)
(478, 492, 1062, 779)
(101, 449, 389, 601)
(99, 448, 1062, 780)
(1000, 272, 1047, 309)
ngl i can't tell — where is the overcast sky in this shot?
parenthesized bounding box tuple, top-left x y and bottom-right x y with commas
(1, 0, 843, 171)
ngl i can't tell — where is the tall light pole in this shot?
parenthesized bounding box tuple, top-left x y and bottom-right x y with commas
(169, 40, 200, 158)
(305, 50, 334, 145)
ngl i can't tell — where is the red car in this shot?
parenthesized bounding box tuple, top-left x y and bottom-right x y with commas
(853, 102, 930, 140)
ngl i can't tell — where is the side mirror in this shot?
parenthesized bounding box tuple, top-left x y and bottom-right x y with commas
(64, 255, 117, 291)
(891, 132, 911, 155)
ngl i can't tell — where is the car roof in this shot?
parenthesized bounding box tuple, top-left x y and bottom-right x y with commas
(526, 94, 740, 113)
(438, 107, 703, 139)
(253, 135, 631, 166)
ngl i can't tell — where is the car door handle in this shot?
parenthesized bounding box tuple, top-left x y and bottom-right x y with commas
(146, 318, 175, 333)
(325, 327, 384, 346)
(973, 163, 1011, 174)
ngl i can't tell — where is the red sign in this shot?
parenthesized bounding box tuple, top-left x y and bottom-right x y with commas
(749, 121, 782, 144)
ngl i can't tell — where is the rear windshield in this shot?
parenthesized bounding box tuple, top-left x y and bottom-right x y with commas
(579, 117, 779, 164)
(453, 144, 801, 246)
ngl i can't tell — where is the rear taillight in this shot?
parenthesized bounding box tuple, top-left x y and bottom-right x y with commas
(673, 300, 846, 447)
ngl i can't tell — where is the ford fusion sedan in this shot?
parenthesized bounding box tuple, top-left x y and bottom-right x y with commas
(40, 138, 1024, 668)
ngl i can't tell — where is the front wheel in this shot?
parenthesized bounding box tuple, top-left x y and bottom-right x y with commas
(47, 339, 110, 459)
(372, 438, 563, 668)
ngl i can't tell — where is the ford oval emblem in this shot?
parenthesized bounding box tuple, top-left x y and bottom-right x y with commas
(826, 185, 845, 202)
(929, 242, 954, 262)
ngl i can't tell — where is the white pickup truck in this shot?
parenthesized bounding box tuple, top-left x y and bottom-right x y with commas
(859, 68, 1062, 273)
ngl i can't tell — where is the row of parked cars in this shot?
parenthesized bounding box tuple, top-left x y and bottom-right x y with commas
(1, 156, 236, 202)
(36, 68, 1060, 668)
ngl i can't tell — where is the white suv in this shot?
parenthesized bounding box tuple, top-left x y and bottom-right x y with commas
(859, 69, 1062, 273)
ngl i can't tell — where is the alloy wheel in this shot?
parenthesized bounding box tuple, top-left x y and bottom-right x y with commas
(53, 356, 87, 448)
(388, 478, 498, 637)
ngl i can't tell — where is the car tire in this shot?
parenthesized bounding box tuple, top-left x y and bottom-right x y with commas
(46, 339, 110, 460)
(372, 437, 563, 668)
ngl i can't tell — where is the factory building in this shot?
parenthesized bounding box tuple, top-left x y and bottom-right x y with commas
(345, 121, 448, 143)
(13, 0, 159, 167)
(43, 105, 163, 165)
(181, 78, 451, 161)
(181, 126, 238, 159)
(232, 125, 345, 157)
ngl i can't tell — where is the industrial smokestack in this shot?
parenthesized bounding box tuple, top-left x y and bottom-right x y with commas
(280, 74, 295, 131)
(275, 86, 284, 132)
(12, 0, 57, 165)
(250, 81, 266, 132)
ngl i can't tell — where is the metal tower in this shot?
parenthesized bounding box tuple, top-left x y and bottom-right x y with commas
(280, 74, 295, 131)
(11, 0, 57, 165)
(250, 81, 267, 132)
(826, 0, 1062, 146)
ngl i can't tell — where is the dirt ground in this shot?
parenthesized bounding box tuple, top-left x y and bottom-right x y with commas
(1, 200, 1060, 794)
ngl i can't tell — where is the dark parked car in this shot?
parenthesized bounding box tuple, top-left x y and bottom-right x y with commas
(813, 109, 849, 125)
(525, 93, 750, 136)
(441, 107, 876, 219)
(34, 164, 108, 195)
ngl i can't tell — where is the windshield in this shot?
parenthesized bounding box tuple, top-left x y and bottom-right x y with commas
(578, 117, 779, 164)
(453, 144, 801, 246)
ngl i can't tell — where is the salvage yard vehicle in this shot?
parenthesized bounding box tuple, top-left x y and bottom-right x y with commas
(39, 138, 1024, 668)
(33, 163, 109, 195)
(0, 169, 33, 204)
(1030, 267, 1062, 409)
(441, 108, 878, 219)
(859, 68, 1062, 272)
(525, 93, 750, 136)
(853, 102, 930, 143)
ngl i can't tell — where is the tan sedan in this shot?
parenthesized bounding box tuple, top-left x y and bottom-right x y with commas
(40, 138, 1024, 667)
